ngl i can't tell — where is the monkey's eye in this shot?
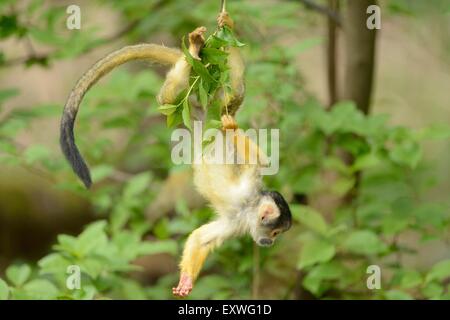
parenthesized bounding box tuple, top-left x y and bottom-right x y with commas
(271, 230, 280, 237)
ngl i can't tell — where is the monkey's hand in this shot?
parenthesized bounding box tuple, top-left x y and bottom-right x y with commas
(188, 26, 207, 60)
(172, 273, 193, 298)
(217, 11, 234, 29)
(221, 114, 238, 130)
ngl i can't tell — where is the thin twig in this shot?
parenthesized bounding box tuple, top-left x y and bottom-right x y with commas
(2, 20, 139, 68)
(220, 0, 227, 13)
(297, 0, 342, 27)
(252, 242, 260, 299)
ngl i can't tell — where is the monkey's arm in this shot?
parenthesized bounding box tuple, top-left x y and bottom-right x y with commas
(173, 218, 236, 297)
(158, 27, 207, 105)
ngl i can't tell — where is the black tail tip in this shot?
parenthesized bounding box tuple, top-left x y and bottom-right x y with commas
(82, 177, 92, 189)
(60, 117, 93, 189)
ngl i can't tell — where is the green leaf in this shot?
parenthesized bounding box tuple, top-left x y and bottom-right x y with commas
(24, 144, 50, 164)
(381, 216, 410, 235)
(343, 230, 388, 255)
(205, 35, 228, 49)
(291, 166, 319, 193)
(331, 177, 355, 196)
(384, 290, 413, 300)
(38, 253, 71, 275)
(6, 264, 31, 287)
(205, 100, 221, 124)
(425, 259, 450, 283)
(389, 140, 421, 169)
(123, 172, 151, 199)
(22, 279, 59, 300)
(73, 285, 97, 300)
(0, 88, 19, 103)
(182, 38, 215, 84)
(0, 14, 24, 38)
(182, 99, 191, 130)
(79, 258, 104, 278)
(291, 205, 328, 235)
(298, 238, 335, 269)
(137, 240, 178, 256)
(76, 220, 108, 256)
(53, 234, 78, 254)
(414, 203, 448, 228)
(421, 281, 444, 299)
(0, 278, 9, 300)
(215, 26, 246, 47)
(166, 108, 182, 128)
(157, 104, 178, 116)
(120, 280, 147, 300)
(302, 262, 343, 297)
(396, 270, 423, 289)
(308, 262, 344, 280)
(181, 37, 194, 64)
(198, 80, 208, 109)
(111, 204, 131, 234)
(0, 118, 27, 136)
(352, 152, 381, 171)
(201, 48, 228, 65)
(192, 59, 215, 84)
(90, 164, 114, 181)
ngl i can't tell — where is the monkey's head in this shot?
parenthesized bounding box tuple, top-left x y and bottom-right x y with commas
(251, 190, 292, 247)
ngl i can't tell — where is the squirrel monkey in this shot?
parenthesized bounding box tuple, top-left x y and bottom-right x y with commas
(173, 114, 292, 297)
(60, 11, 292, 298)
(167, 13, 292, 298)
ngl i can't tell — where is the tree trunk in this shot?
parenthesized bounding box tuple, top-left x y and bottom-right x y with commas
(343, 0, 377, 114)
(327, 0, 340, 108)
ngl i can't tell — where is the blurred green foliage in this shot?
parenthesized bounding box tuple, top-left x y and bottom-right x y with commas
(0, 0, 449, 300)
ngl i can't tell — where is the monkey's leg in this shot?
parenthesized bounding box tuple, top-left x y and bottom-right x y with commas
(173, 219, 235, 297)
(225, 46, 245, 115)
(157, 27, 207, 105)
(217, 12, 245, 115)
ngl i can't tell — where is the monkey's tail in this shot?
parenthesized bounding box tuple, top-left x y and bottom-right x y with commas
(60, 44, 183, 188)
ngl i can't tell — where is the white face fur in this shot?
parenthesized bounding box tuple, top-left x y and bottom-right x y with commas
(251, 196, 284, 247)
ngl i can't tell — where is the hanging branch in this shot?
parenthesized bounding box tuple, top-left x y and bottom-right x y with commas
(1, 21, 139, 68)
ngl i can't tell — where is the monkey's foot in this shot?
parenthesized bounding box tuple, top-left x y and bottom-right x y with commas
(172, 273, 193, 298)
(217, 11, 234, 29)
(221, 115, 238, 130)
(188, 26, 207, 60)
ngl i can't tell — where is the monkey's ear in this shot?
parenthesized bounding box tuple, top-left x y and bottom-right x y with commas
(258, 203, 279, 223)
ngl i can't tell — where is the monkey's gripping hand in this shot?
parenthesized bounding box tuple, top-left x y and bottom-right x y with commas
(217, 11, 234, 29)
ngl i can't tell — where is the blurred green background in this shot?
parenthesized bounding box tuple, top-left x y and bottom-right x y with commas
(0, 0, 449, 300)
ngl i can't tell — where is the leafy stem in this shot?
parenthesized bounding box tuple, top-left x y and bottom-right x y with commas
(178, 76, 200, 107)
